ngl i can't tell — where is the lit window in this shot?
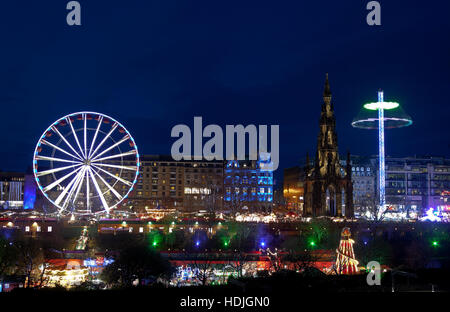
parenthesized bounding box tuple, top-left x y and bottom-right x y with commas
(48, 226, 52, 232)
(139, 227, 144, 233)
(25, 226, 30, 232)
(37, 226, 41, 232)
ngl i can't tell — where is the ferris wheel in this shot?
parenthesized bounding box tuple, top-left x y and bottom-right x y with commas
(33, 112, 140, 215)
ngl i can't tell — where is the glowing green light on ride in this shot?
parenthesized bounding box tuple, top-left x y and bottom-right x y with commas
(310, 241, 316, 247)
(432, 241, 439, 247)
(363, 101, 399, 110)
(152, 241, 157, 247)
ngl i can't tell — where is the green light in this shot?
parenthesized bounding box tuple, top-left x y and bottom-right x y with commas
(432, 241, 439, 247)
(152, 241, 157, 246)
(310, 241, 316, 247)
(363, 101, 399, 110)
(224, 241, 228, 246)
(171, 221, 175, 225)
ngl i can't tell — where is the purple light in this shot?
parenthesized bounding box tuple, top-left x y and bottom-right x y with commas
(260, 241, 265, 247)
(196, 241, 200, 246)
(421, 208, 442, 222)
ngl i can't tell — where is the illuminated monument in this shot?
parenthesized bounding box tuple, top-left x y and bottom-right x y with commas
(352, 90, 412, 218)
(304, 74, 353, 218)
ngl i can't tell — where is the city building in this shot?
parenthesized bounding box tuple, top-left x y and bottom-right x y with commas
(223, 153, 274, 213)
(304, 74, 353, 217)
(346, 156, 376, 212)
(119, 155, 223, 213)
(340, 155, 450, 219)
(284, 155, 375, 216)
(0, 217, 59, 238)
(0, 172, 25, 209)
(283, 166, 305, 212)
(382, 156, 450, 216)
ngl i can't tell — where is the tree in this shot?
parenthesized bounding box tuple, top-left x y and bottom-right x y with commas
(360, 195, 388, 222)
(357, 236, 393, 268)
(0, 236, 17, 281)
(259, 248, 282, 273)
(283, 249, 317, 272)
(228, 251, 247, 278)
(187, 252, 216, 286)
(13, 237, 46, 288)
(100, 244, 173, 287)
(228, 222, 253, 250)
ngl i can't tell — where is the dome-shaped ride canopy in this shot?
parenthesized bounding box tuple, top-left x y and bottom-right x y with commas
(351, 104, 412, 129)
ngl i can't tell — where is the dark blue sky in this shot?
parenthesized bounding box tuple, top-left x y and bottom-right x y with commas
(1, 1, 449, 179)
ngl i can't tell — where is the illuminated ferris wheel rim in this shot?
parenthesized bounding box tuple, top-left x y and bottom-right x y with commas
(33, 111, 140, 215)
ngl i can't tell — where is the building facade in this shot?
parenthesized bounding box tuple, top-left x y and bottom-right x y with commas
(383, 156, 450, 215)
(119, 155, 223, 213)
(0, 172, 24, 209)
(223, 153, 274, 213)
(347, 156, 376, 213)
(339, 155, 450, 218)
(304, 74, 353, 217)
(283, 166, 305, 212)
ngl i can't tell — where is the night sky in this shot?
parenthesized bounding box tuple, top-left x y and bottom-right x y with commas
(1, 1, 449, 183)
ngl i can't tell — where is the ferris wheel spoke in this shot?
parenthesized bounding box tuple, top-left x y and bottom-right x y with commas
(88, 167, 110, 212)
(55, 166, 85, 206)
(91, 135, 130, 161)
(89, 123, 118, 160)
(91, 168, 123, 200)
(35, 155, 82, 164)
(42, 166, 83, 193)
(71, 167, 87, 209)
(93, 162, 138, 171)
(91, 164, 133, 186)
(61, 167, 86, 210)
(87, 115, 103, 159)
(86, 169, 90, 213)
(41, 139, 83, 161)
(52, 125, 84, 160)
(37, 163, 82, 177)
(91, 150, 137, 163)
(67, 116, 86, 159)
(83, 113, 88, 159)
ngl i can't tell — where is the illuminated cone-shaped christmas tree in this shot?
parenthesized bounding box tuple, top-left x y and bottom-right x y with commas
(335, 227, 359, 274)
